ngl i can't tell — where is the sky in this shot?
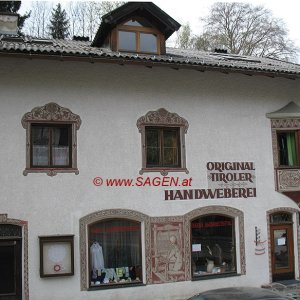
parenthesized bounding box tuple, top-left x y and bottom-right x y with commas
(20, 0, 300, 61)
(156, 0, 300, 50)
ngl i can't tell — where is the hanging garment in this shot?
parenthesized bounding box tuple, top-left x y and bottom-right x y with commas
(90, 242, 105, 271)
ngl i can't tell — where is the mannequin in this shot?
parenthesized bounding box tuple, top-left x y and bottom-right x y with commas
(90, 241, 104, 282)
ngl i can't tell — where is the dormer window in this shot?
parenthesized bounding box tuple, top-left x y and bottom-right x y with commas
(116, 18, 161, 54)
(91, 2, 181, 56)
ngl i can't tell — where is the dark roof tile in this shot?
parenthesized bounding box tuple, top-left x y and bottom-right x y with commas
(0, 37, 299, 78)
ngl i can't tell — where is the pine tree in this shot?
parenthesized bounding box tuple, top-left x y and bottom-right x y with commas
(0, 1, 30, 34)
(49, 3, 69, 39)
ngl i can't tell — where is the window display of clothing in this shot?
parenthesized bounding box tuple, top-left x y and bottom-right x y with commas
(102, 268, 119, 282)
(90, 242, 104, 276)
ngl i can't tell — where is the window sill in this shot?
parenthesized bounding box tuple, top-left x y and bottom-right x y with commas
(192, 272, 240, 281)
(139, 168, 189, 176)
(23, 168, 79, 177)
(88, 281, 145, 290)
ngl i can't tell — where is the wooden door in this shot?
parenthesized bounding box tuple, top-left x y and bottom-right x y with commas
(270, 224, 294, 281)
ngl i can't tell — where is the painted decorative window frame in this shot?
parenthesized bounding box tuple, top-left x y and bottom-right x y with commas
(79, 209, 151, 291)
(0, 214, 29, 300)
(21, 102, 82, 176)
(266, 207, 300, 283)
(136, 108, 189, 175)
(184, 206, 246, 279)
(269, 119, 300, 192)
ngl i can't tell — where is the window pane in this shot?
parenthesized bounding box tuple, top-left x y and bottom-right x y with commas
(146, 129, 160, 166)
(274, 229, 289, 269)
(52, 127, 69, 166)
(124, 18, 153, 27)
(124, 20, 143, 26)
(89, 219, 142, 286)
(119, 31, 136, 51)
(191, 215, 236, 277)
(270, 213, 293, 224)
(163, 130, 179, 166)
(140, 33, 157, 53)
(32, 127, 49, 166)
(278, 132, 297, 166)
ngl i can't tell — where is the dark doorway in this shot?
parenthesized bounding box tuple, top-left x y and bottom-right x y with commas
(0, 224, 22, 300)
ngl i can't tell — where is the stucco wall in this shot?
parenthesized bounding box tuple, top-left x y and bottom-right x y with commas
(0, 57, 300, 300)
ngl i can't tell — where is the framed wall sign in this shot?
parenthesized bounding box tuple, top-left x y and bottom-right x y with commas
(39, 235, 74, 277)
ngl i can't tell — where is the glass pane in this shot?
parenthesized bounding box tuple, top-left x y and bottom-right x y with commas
(89, 219, 142, 286)
(191, 215, 235, 277)
(140, 33, 157, 53)
(278, 132, 297, 166)
(163, 130, 178, 166)
(270, 213, 292, 224)
(274, 229, 289, 269)
(124, 20, 143, 26)
(124, 18, 152, 27)
(146, 129, 160, 166)
(32, 126, 49, 166)
(52, 127, 69, 166)
(118, 31, 136, 51)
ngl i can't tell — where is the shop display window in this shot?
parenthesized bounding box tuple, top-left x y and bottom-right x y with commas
(191, 215, 236, 278)
(88, 219, 143, 287)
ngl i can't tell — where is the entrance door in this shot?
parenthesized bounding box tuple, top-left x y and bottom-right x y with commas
(0, 239, 22, 300)
(270, 224, 294, 281)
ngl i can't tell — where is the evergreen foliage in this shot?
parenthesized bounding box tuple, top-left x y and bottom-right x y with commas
(49, 3, 69, 39)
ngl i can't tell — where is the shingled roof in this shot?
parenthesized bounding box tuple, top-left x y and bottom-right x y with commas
(0, 36, 299, 80)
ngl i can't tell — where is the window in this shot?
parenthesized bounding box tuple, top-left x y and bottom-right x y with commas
(146, 127, 180, 168)
(266, 102, 300, 192)
(277, 131, 300, 167)
(191, 215, 236, 278)
(22, 102, 81, 176)
(88, 219, 142, 287)
(31, 125, 71, 167)
(137, 108, 189, 175)
(116, 17, 161, 54)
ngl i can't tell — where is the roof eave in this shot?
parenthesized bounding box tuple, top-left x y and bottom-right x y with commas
(0, 50, 299, 80)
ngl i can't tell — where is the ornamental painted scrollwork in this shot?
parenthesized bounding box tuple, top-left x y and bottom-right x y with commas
(271, 119, 300, 129)
(136, 108, 189, 133)
(79, 209, 151, 290)
(21, 102, 81, 176)
(184, 206, 245, 278)
(267, 102, 300, 193)
(137, 108, 189, 175)
(21, 102, 82, 130)
(277, 169, 300, 191)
